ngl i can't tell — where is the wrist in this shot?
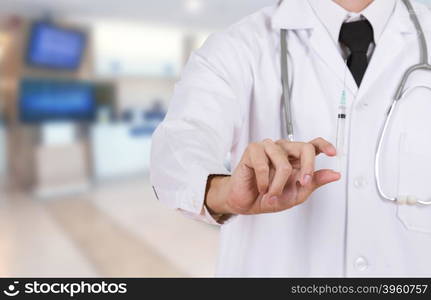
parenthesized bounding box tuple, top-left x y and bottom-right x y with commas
(205, 175, 232, 215)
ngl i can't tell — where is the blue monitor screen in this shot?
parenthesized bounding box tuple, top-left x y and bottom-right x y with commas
(19, 79, 95, 123)
(27, 22, 86, 70)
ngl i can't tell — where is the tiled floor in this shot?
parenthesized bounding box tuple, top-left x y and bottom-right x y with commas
(0, 177, 219, 277)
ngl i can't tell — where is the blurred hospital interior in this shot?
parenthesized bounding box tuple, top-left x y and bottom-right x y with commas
(0, 0, 275, 277)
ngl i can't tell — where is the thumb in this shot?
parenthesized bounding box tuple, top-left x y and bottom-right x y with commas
(295, 169, 341, 205)
(311, 169, 341, 190)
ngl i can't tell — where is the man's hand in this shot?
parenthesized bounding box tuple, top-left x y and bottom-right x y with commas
(205, 138, 341, 216)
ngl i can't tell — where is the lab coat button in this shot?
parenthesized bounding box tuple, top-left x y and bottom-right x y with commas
(354, 177, 367, 189)
(354, 257, 369, 272)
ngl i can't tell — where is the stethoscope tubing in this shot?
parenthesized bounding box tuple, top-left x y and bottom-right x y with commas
(280, 0, 431, 205)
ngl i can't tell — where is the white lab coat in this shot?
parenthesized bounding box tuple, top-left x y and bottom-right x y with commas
(151, 0, 431, 277)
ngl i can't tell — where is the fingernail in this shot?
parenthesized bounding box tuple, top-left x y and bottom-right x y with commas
(330, 170, 341, 179)
(268, 196, 278, 205)
(303, 174, 312, 186)
(326, 146, 336, 154)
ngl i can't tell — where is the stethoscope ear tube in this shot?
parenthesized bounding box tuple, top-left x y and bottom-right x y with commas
(374, 0, 431, 205)
(375, 0, 431, 206)
(375, 82, 431, 206)
(401, 0, 429, 65)
(280, 29, 294, 142)
(374, 100, 398, 204)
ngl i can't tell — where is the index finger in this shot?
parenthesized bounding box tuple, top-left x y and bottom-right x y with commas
(308, 137, 336, 156)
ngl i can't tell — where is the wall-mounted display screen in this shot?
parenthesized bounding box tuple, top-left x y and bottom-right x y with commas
(19, 78, 95, 123)
(27, 22, 87, 70)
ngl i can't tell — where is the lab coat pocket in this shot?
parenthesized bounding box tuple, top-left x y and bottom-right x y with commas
(397, 132, 431, 234)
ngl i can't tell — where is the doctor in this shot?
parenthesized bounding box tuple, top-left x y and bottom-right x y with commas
(151, 0, 431, 277)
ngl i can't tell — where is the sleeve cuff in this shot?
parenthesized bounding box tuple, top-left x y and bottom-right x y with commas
(179, 167, 231, 225)
(153, 165, 231, 225)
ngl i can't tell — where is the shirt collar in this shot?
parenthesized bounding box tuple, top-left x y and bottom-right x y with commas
(306, 0, 397, 44)
(271, 0, 421, 35)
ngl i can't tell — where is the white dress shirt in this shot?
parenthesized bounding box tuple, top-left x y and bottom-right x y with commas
(307, 0, 397, 60)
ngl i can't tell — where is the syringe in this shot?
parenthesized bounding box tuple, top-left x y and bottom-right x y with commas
(335, 90, 347, 172)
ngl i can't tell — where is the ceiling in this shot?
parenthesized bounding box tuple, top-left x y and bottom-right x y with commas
(0, 0, 277, 29)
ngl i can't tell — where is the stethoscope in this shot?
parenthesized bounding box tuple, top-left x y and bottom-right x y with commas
(280, 0, 431, 206)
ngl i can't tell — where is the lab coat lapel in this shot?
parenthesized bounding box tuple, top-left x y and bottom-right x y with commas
(308, 23, 358, 96)
(356, 2, 416, 100)
(272, 0, 357, 95)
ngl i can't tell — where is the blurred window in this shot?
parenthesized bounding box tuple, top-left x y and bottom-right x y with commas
(93, 22, 183, 78)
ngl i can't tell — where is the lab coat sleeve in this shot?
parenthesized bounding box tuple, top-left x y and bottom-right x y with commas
(150, 31, 249, 225)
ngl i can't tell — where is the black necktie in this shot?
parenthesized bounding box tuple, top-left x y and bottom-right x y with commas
(339, 20, 374, 87)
